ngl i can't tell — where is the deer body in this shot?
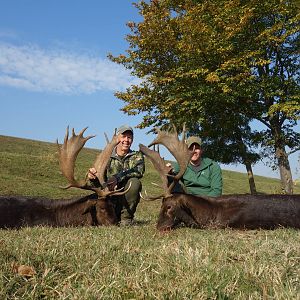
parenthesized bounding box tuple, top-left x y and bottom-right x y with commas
(157, 193, 300, 231)
(0, 194, 116, 229)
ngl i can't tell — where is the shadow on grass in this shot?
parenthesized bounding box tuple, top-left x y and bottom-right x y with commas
(132, 220, 152, 226)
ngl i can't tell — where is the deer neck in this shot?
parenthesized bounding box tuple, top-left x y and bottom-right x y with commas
(182, 194, 218, 224)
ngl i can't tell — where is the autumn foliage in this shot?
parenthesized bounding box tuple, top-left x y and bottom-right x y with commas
(109, 0, 300, 193)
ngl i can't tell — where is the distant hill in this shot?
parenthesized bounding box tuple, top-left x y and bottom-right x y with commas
(1, 135, 299, 197)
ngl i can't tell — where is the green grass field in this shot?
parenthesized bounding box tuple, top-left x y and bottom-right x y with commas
(0, 135, 299, 299)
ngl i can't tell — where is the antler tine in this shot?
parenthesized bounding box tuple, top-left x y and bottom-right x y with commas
(57, 126, 95, 189)
(139, 190, 165, 201)
(181, 123, 186, 140)
(139, 144, 172, 197)
(104, 132, 109, 144)
(64, 126, 69, 144)
(75, 127, 94, 142)
(93, 133, 119, 185)
(172, 124, 178, 136)
(103, 182, 132, 198)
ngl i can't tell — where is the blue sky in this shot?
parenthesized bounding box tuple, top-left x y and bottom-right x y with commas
(0, 0, 299, 181)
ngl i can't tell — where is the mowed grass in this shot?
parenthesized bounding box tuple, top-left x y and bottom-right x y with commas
(0, 135, 299, 299)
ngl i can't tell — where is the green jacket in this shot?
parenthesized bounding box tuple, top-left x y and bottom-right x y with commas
(173, 157, 222, 197)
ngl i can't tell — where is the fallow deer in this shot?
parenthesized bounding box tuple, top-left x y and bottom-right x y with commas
(0, 127, 130, 228)
(139, 126, 300, 231)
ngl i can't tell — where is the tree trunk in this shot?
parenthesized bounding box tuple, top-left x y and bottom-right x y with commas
(245, 162, 257, 195)
(270, 118, 294, 194)
(238, 137, 257, 195)
(276, 146, 293, 194)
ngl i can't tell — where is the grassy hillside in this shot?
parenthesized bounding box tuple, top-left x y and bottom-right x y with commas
(0, 135, 299, 299)
(1, 135, 297, 198)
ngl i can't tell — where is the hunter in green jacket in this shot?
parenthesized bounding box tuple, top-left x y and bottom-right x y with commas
(172, 136, 222, 197)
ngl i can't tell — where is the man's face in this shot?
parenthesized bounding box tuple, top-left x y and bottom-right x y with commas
(117, 131, 133, 152)
(189, 143, 202, 163)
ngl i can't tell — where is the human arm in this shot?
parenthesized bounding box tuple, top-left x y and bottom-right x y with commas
(207, 162, 223, 197)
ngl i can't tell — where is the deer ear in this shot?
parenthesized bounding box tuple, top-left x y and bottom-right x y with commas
(82, 200, 97, 215)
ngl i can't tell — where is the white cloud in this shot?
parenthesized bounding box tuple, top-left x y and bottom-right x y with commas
(0, 42, 137, 94)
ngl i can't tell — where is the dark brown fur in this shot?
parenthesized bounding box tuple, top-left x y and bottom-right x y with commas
(157, 193, 300, 231)
(0, 194, 117, 229)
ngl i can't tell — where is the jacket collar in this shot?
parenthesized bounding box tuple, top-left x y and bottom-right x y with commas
(111, 147, 135, 159)
(187, 157, 213, 171)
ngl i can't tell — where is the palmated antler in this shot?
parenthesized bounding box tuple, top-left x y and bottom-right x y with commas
(93, 132, 118, 186)
(139, 124, 192, 199)
(57, 127, 95, 189)
(57, 127, 131, 198)
(148, 124, 192, 188)
(139, 144, 172, 199)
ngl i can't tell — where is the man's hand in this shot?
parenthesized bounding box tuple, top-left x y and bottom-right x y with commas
(87, 167, 97, 180)
(107, 176, 118, 191)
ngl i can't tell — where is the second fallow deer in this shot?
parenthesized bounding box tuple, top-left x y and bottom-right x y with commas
(139, 125, 300, 231)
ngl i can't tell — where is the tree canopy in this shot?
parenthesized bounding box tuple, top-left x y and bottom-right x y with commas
(109, 0, 300, 193)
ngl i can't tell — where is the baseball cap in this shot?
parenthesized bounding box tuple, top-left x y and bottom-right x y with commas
(116, 125, 134, 135)
(186, 136, 202, 148)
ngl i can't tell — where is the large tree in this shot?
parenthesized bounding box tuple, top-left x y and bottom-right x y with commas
(109, 0, 300, 194)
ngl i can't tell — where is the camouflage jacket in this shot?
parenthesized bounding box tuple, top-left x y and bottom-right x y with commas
(88, 148, 145, 187)
(106, 148, 145, 183)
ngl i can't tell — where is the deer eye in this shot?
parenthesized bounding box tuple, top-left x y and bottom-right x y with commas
(167, 205, 172, 210)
